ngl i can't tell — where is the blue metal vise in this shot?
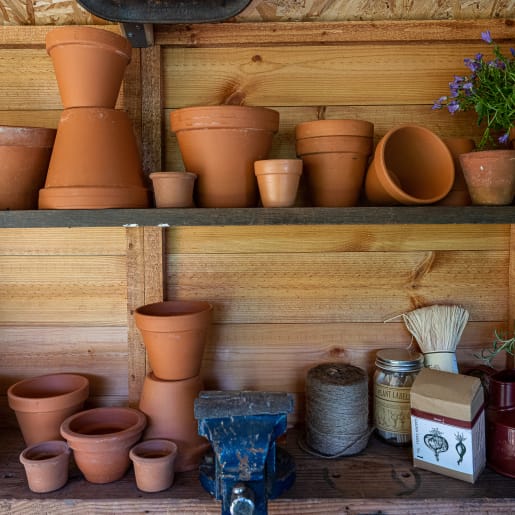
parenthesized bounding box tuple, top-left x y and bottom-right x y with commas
(194, 390, 295, 515)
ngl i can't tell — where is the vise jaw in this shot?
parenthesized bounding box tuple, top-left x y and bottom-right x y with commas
(194, 390, 295, 515)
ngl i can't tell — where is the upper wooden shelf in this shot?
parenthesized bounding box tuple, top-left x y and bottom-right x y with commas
(1, 206, 515, 228)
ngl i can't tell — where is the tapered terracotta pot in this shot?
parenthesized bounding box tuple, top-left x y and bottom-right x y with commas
(46, 26, 132, 108)
(170, 105, 279, 207)
(138, 372, 210, 472)
(459, 150, 515, 206)
(134, 300, 213, 381)
(7, 373, 89, 446)
(301, 152, 369, 207)
(60, 407, 146, 484)
(39, 107, 149, 209)
(0, 125, 56, 210)
(20, 440, 70, 493)
(295, 119, 374, 139)
(150, 171, 197, 208)
(437, 137, 475, 206)
(254, 159, 302, 207)
(365, 125, 455, 205)
(130, 439, 178, 492)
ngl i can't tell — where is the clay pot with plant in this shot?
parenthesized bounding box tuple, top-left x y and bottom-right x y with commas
(433, 30, 515, 206)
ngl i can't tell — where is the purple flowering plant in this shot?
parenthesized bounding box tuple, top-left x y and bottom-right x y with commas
(433, 31, 514, 149)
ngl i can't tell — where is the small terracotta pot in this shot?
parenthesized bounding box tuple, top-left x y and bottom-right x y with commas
(129, 439, 178, 492)
(60, 407, 147, 484)
(134, 300, 213, 381)
(7, 373, 89, 446)
(20, 440, 70, 493)
(301, 152, 369, 207)
(170, 105, 279, 207)
(0, 125, 56, 210)
(46, 26, 132, 108)
(149, 171, 197, 208)
(254, 159, 302, 207)
(138, 372, 210, 472)
(437, 137, 475, 206)
(486, 369, 515, 478)
(295, 119, 374, 139)
(364, 125, 455, 205)
(459, 150, 515, 206)
(296, 135, 373, 156)
(39, 107, 148, 209)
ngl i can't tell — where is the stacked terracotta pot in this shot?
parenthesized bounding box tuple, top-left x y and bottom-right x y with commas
(295, 119, 374, 206)
(134, 300, 213, 472)
(39, 26, 148, 209)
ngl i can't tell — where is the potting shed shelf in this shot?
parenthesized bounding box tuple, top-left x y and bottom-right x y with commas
(1, 17, 514, 514)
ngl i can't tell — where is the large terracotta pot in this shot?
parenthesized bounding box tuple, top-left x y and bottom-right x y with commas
(134, 300, 213, 381)
(486, 369, 515, 478)
(7, 373, 89, 446)
(138, 372, 210, 472)
(60, 407, 146, 484)
(0, 125, 56, 210)
(46, 26, 132, 109)
(19, 440, 70, 493)
(254, 159, 302, 207)
(365, 125, 455, 205)
(459, 150, 515, 206)
(39, 107, 149, 209)
(170, 105, 279, 207)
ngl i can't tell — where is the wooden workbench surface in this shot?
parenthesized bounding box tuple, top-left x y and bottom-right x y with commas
(1, 427, 514, 514)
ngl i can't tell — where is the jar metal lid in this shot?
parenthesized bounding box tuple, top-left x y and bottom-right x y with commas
(375, 348, 424, 372)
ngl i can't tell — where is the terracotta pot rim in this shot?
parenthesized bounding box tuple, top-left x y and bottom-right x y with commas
(20, 440, 70, 465)
(0, 126, 56, 147)
(150, 171, 198, 181)
(145, 371, 202, 385)
(46, 26, 132, 61)
(374, 124, 454, 204)
(60, 407, 147, 444)
(295, 119, 374, 139)
(170, 105, 280, 133)
(254, 159, 303, 176)
(7, 374, 89, 413)
(459, 149, 515, 160)
(129, 439, 178, 463)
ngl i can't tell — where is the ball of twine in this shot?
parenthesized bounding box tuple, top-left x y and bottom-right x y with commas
(302, 362, 372, 458)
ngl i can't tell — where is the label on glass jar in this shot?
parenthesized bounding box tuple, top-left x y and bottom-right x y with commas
(374, 384, 411, 434)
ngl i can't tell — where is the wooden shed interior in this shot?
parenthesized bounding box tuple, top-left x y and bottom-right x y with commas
(0, 1, 514, 513)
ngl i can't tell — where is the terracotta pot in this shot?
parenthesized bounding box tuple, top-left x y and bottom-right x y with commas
(254, 159, 302, 207)
(7, 373, 89, 446)
(301, 151, 369, 207)
(459, 150, 515, 206)
(19, 440, 70, 493)
(170, 105, 279, 207)
(46, 26, 132, 109)
(295, 119, 374, 139)
(129, 438, 178, 492)
(134, 300, 213, 381)
(364, 125, 455, 205)
(60, 407, 147, 484)
(296, 135, 373, 156)
(437, 137, 475, 206)
(138, 372, 210, 472)
(149, 171, 197, 208)
(486, 369, 515, 478)
(0, 125, 56, 210)
(39, 107, 149, 209)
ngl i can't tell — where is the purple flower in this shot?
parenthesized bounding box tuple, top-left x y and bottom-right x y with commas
(432, 96, 447, 109)
(481, 30, 492, 44)
(511, 48, 515, 57)
(498, 132, 509, 145)
(447, 100, 460, 114)
(464, 57, 480, 73)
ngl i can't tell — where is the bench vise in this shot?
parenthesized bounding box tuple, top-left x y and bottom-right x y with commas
(194, 390, 296, 515)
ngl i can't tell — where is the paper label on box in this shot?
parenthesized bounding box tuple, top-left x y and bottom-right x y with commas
(411, 410, 485, 476)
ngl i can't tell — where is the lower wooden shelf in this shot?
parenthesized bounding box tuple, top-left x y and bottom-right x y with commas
(1, 427, 514, 514)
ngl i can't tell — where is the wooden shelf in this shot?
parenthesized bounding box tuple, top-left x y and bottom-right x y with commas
(1, 427, 514, 513)
(1, 206, 515, 228)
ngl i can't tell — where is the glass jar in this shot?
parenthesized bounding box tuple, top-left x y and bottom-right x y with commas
(373, 348, 424, 445)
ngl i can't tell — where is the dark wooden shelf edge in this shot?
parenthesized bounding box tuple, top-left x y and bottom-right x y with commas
(2, 206, 515, 228)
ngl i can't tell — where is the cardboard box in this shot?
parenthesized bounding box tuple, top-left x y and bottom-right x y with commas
(410, 368, 486, 483)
